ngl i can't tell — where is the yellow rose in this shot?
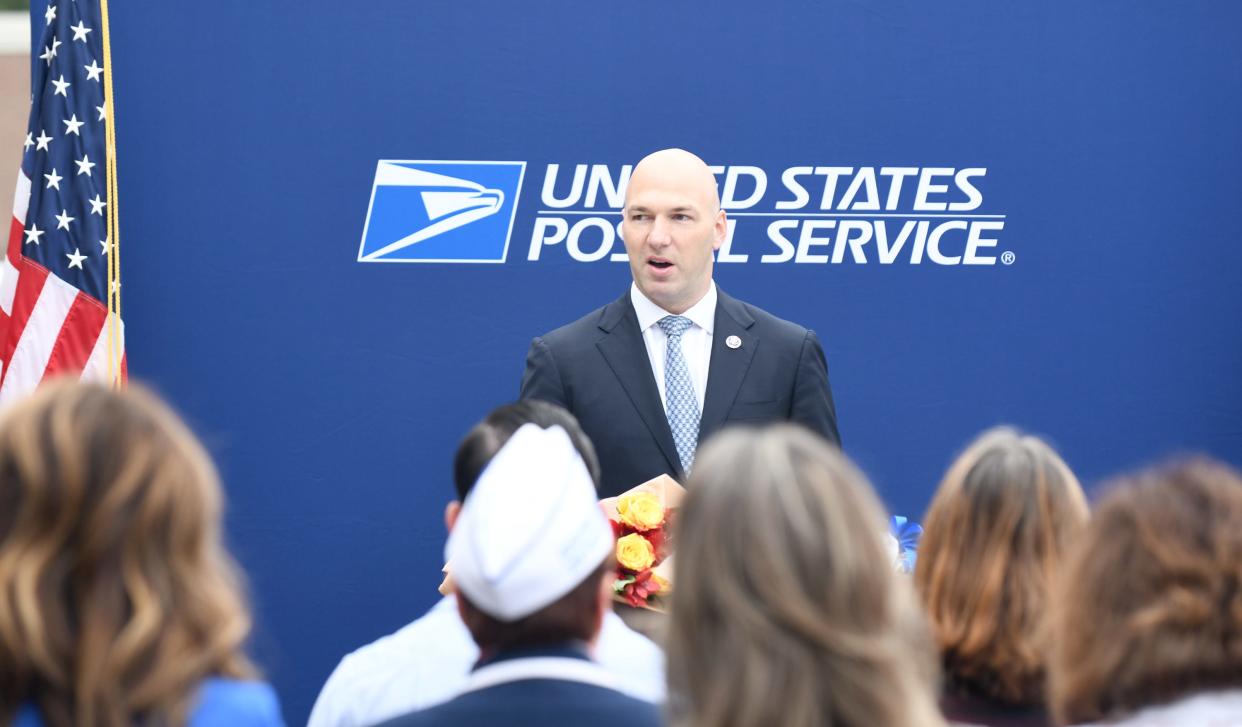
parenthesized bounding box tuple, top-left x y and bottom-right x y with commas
(616, 533, 656, 572)
(616, 491, 665, 532)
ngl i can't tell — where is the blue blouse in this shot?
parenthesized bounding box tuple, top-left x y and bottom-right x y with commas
(11, 678, 284, 727)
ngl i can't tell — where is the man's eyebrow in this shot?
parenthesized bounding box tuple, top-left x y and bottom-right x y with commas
(623, 204, 698, 215)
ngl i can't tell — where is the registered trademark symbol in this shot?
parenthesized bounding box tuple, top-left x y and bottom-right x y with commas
(1001, 251, 1016, 265)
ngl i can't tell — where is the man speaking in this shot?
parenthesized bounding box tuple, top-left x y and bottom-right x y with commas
(521, 149, 839, 497)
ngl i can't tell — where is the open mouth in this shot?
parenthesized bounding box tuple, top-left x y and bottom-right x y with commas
(648, 257, 673, 270)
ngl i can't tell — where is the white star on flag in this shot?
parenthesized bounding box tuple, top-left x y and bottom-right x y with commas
(56, 209, 75, 231)
(25, 224, 45, 245)
(100, 237, 110, 255)
(52, 75, 71, 97)
(66, 248, 87, 270)
(76, 154, 95, 176)
(89, 194, 106, 215)
(63, 114, 85, 136)
(44, 3, 55, 24)
(35, 130, 52, 151)
(84, 60, 103, 82)
(23, 132, 33, 151)
(44, 168, 63, 190)
(71, 21, 92, 42)
(96, 105, 106, 121)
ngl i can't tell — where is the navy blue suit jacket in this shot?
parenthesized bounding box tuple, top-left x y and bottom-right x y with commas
(373, 646, 661, 727)
(521, 288, 839, 497)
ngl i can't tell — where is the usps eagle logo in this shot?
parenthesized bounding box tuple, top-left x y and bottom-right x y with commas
(358, 160, 526, 263)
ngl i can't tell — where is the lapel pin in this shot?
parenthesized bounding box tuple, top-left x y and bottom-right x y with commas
(726, 335, 742, 350)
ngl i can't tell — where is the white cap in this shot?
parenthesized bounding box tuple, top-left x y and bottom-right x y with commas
(445, 423, 613, 622)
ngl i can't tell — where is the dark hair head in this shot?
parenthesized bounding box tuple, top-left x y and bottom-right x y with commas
(1050, 457, 1242, 724)
(452, 400, 600, 500)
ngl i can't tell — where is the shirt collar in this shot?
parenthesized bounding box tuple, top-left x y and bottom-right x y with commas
(630, 281, 717, 335)
(474, 642, 592, 671)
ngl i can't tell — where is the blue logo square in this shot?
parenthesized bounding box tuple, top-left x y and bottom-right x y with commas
(358, 160, 526, 263)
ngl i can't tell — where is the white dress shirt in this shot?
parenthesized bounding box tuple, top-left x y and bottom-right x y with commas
(306, 595, 666, 727)
(630, 281, 716, 411)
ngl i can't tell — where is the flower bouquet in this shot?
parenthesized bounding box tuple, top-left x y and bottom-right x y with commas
(599, 474, 684, 610)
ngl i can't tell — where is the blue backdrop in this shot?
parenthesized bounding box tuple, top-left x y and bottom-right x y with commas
(100, 2, 1242, 722)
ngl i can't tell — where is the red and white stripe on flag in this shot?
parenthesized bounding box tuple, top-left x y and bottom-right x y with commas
(0, 169, 125, 406)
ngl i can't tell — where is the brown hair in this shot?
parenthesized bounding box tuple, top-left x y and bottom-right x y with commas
(1049, 457, 1242, 725)
(914, 427, 1088, 705)
(458, 560, 610, 652)
(668, 424, 945, 727)
(0, 381, 257, 727)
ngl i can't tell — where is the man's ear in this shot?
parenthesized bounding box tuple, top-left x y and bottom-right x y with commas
(712, 208, 728, 251)
(445, 500, 462, 532)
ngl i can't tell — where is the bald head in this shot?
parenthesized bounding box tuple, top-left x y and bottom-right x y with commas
(626, 148, 720, 212)
(620, 149, 728, 315)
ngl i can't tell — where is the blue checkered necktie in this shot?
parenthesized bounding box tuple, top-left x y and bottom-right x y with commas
(657, 315, 701, 474)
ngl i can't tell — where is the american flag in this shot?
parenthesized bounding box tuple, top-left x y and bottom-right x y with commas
(0, 0, 124, 403)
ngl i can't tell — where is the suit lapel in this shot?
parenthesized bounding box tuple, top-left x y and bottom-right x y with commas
(595, 294, 683, 476)
(699, 289, 758, 441)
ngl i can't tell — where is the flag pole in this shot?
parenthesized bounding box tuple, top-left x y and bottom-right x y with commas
(98, 0, 121, 387)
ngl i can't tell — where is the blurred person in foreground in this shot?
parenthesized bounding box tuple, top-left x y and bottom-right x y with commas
(376, 422, 662, 727)
(0, 381, 283, 727)
(914, 428, 1088, 727)
(1049, 457, 1242, 726)
(309, 402, 663, 727)
(667, 424, 944, 727)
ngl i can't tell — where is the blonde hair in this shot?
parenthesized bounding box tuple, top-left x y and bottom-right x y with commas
(914, 427, 1087, 705)
(1050, 457, 1242, 725)
(667, 425, 945, 727)
(0, 381, 257, 727)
